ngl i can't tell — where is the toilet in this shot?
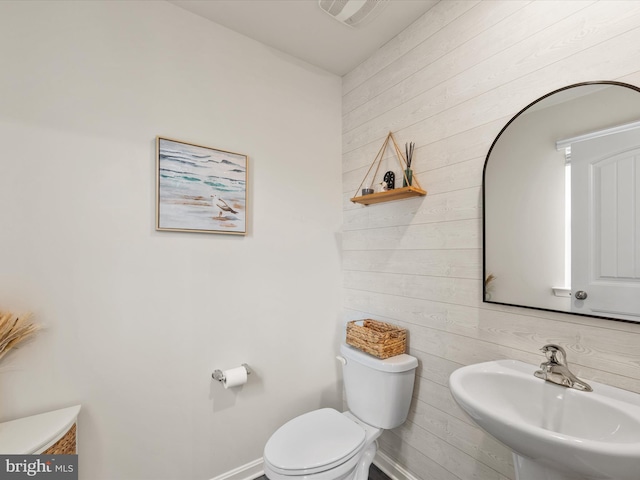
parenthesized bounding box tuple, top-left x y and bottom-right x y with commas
(263, 343, 418, 480)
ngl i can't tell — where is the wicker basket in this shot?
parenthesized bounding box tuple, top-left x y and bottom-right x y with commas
(43, 423, 76, 454)
(346, 319, 406, 359)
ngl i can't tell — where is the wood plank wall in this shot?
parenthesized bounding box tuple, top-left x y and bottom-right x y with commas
(341, 1, 640, 479)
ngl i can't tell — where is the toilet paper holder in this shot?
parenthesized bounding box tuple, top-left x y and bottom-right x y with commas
(212, 363, 252, 382)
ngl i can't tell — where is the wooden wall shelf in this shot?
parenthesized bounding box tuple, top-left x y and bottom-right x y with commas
(351, 132, 426, 206)
(350, 186, 426, 205)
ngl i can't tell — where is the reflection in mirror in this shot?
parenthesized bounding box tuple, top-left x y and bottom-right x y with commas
(483, 82, 640, 323)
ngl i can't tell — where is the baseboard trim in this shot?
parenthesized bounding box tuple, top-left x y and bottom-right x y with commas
(373, 450, 419, 480)
(210, 457, 264, 480)
(209, 451, 417, 480)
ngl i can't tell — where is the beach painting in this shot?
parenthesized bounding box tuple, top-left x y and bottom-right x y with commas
(156, 137, 248, 235)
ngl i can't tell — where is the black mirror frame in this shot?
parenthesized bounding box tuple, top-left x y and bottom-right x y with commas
(482, 80, 640, 324)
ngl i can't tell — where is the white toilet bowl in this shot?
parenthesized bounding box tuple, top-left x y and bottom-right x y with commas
(263, 409, 382, 480)
(263, 343, 418, 480)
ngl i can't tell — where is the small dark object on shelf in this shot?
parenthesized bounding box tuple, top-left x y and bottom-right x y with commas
(383, 171, 395, 189)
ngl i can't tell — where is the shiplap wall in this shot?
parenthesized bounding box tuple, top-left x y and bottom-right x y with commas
(341, 1, 640, 479)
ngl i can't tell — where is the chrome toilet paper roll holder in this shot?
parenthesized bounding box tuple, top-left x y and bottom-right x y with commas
(212, 363, 252, 382)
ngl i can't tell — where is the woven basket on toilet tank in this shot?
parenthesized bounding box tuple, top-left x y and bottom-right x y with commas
(346, 319, 406, 359)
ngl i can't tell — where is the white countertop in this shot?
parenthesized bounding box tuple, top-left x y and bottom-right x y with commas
(0, 405, 81, 454)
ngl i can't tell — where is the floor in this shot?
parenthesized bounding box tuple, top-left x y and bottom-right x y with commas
(255, 464, 390, 480)
(369, 464, 391, 480)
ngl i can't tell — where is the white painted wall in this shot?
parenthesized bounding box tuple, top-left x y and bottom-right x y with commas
(342, 1, 640, 479)
(0, 1, 342, 479)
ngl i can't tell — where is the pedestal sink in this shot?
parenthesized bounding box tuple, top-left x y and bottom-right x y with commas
(449, 360, 640, 480)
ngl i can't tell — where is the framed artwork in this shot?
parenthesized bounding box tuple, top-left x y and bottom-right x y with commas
(156, 137, 248, 235)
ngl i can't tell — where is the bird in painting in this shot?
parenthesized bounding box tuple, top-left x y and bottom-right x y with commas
(211, 194, 238, 218)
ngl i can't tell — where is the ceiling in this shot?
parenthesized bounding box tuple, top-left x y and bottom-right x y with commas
(168, 0, 439, 76)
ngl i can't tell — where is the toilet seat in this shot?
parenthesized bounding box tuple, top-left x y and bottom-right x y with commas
(264, 408, 366, 476)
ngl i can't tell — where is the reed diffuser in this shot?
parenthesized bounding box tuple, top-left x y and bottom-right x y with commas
(403, 142, 415, 187)
(0, 311, 39, 363)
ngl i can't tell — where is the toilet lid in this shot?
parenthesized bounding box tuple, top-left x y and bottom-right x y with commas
(264, 408, 366, 474)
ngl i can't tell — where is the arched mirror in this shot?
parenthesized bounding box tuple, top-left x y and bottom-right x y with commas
(483, 81, 640, 323)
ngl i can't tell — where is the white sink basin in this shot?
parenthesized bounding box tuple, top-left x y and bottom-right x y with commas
(449, 360, 640, 480)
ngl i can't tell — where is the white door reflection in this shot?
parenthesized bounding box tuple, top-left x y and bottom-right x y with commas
(562, 124, 640, 321)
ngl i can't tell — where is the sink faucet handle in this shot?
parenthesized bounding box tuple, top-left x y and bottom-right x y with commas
(535, 344, 592, 392)
(540, 344, 567, 365)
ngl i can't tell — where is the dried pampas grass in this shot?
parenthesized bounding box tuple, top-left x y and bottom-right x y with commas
(0, 311, 40, 362)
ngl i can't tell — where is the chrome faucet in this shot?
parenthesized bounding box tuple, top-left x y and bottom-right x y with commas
(533, 344, 593, 392)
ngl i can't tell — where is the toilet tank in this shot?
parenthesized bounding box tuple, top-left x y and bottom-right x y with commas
(340, 343, 418, 429)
